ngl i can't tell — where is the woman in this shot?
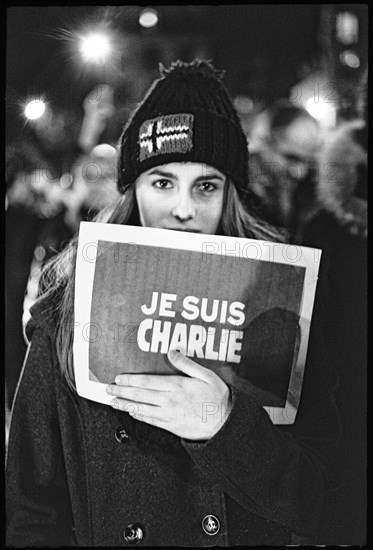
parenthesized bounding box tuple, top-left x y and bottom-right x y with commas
(6, 60, 341, 546)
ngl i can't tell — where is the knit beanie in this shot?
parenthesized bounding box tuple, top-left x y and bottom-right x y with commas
(117, 59, 249, 196)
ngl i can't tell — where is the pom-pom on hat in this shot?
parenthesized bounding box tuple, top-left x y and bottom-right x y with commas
(117, 59, 249, 196)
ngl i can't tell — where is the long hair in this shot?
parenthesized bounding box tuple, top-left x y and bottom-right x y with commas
(38, 179, 284, 391)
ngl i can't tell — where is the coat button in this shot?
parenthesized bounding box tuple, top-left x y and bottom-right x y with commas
(202, 514, 221, 535)
(123, 523, 144, 544)
(115, 426, 129, 443)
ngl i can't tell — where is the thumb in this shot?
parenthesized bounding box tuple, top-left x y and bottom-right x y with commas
(167, 349, 213, 383)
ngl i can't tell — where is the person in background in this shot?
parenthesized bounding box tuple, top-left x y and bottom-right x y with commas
(21, 143, 119, 333)
(7, 60, 343, 546)
(302, 115, 367, 545)
(247, 100, 322, 242)
(5, 85, 117, 413)
(5, 148, 71, 412)
(76, 84, 117, 155)
(64, 142, 119, 232)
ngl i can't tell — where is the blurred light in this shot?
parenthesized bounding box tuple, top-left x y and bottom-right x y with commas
(79, 32, 111, 63)
(291, 72, 338, 130)
(24, 99, 46, 120)
(139, 8, 158, 28)
(234, 95, 254, 115)
(90, 143, 117, 159)
(336, 12, 359, 45)
(59, 172, 73, 189)
(340, 50, 360, 68)
(34, 245, 46, 262)
(305, 97, 336, 122)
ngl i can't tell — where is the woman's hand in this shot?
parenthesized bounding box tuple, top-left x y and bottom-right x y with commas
(106, 349, 232, 441)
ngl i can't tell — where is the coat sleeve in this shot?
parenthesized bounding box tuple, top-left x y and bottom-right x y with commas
(6, 322, 75, 546)
(181, 317, 342, 541)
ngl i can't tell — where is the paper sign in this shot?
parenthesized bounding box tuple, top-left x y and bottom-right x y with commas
(73, 222, 321, 424)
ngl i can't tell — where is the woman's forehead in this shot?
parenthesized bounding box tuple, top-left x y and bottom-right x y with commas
(141, 162, 226, 179)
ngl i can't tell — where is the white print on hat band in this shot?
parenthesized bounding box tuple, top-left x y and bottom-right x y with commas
(139, 114, 194, 161)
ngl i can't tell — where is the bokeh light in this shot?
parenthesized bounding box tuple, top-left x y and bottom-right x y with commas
(79, 32, 111, 63)
(305, 97, 336, 124)
(234, 95, 254, 115)
(340, 50, 360, 69)
(24, 100, 46, 120)
(139, 8, 158, 28)
(336, 12, 359, 45)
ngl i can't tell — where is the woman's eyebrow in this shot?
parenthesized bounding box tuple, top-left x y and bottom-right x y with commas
(147, 168, 224, 182)
(194, 173, 225, 182)
(147, 169, 177, 179)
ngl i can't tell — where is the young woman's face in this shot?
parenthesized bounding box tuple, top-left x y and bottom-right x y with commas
(135, 162, 226, 234)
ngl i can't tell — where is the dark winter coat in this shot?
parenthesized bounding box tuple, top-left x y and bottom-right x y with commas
(301, 119, 368, 544)
(6, 292, 342, 547)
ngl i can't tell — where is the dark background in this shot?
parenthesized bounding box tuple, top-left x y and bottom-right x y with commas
(6, 5, 368, 145)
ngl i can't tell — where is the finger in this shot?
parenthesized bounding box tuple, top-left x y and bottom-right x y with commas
(110, 399, 168, 431)
(110, 398, 158, 418)
(107, 385, 165, 406)
(167, 349, 214, 383)
(114, 373, 181, 391)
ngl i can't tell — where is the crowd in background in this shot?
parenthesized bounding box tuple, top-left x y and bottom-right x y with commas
(5, 85, 119, 412)
(5, 65, 367, 543)
(247, 95, 367, 541)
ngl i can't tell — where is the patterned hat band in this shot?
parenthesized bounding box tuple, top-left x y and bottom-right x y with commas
(138, 114, 194, 161)
(119, 111, 248, 195)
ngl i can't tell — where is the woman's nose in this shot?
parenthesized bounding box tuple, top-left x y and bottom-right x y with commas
(171, 192, 196, 221)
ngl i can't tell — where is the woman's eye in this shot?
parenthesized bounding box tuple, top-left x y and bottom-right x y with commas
(153, 179, 172, 189)
(197, 182, 217, 193)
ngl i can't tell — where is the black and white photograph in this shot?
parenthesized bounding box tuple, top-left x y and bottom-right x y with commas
(5, 5, 367, 546)
(73, 222, 319, 423)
